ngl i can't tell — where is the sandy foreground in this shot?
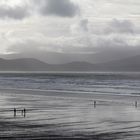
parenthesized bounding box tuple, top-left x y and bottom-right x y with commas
(0, 88, 140, 139)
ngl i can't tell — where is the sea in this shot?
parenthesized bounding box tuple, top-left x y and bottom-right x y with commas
(0, 72, 140, 96)
(0, 72, 140, 139)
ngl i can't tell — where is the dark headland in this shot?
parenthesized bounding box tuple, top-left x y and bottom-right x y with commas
(0, 55, 140, 71)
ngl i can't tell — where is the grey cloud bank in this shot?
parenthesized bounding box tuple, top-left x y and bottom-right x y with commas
(0, 0, 79, 20)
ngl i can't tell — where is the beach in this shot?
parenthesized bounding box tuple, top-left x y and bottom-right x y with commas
(0, 0, 139, 138)
(0, 88, 140, 139)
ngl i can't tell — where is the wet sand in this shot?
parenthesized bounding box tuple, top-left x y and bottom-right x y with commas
(0, 89, 140, 139)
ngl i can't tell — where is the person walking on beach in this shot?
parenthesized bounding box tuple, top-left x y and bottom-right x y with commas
(94, 101, 96, 108)
(23, 108, 26, 117)
(135, 101, 138, 108)
(14, 108, 16, 117)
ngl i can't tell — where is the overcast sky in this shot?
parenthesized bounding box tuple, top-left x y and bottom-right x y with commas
(0, 0, 140, 64)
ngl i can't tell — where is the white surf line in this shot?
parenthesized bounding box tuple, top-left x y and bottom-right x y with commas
(0, 87, 140, 96)
(0, 88, 140, 102)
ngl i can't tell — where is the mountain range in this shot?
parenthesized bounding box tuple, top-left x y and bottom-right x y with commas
(0, 55, 140, 71)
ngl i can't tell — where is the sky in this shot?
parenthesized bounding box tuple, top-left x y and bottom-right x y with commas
(0, 0, 140, 64)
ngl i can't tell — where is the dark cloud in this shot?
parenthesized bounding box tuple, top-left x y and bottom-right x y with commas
(39, 0, 80, 17)
(0, 0, 80, 20)
(0, 5, 29, 20)
(104, 19, 135, 34)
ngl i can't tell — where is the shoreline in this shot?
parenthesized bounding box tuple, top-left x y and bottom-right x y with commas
(0, 88, 140, 104)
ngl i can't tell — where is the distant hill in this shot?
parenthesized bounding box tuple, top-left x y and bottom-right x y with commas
(0, 58, 52, 71)
(0, 56, 140, 71)
(99, 55, 140, 71)
(0, 58, 96, 71)
(56, 55, 140, 71)
(54, 62, 96, 71)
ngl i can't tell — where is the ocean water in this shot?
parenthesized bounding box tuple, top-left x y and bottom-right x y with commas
(1, 72, 140, 139)
(0, 72, 140, 96)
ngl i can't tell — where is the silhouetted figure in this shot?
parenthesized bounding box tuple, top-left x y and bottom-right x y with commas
(23, 108, 26, 117)
(94, 101, 96, 108)
(14, 108, 16, 117)
(135, 101, 138, 108)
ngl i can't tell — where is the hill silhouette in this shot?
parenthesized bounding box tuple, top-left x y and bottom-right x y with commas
(0, 55, 140, 71)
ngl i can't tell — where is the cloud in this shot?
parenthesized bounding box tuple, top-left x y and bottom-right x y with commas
(79, 19, 89, 32)
(0, 5, 29, 20)
(38, 0, 80, 17)
(71, 19, 89, 35)
(6, 34, 140, 64)
(0, 0, 140, 65)
(4, 23, 140, 64)
(104, 19, 135, 34)
(0, 0, 80, 20)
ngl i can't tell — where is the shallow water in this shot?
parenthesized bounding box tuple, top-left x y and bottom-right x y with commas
(0, 90, 140, 139)
(0, 72, 140, 139)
